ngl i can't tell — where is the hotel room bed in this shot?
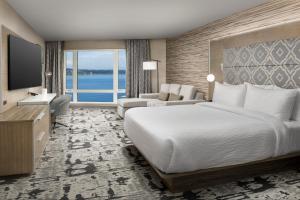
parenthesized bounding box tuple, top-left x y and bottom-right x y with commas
(124, 103, 300, 174)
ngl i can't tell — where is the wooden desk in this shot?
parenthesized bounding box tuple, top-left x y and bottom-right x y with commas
(0, 105, 50, 176)
(18, 93, 57, 105)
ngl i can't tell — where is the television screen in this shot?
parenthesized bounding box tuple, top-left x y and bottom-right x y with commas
(8, 35, 42, 90)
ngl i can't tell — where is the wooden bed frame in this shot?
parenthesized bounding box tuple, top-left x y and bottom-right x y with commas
(138, 149, 300, 192)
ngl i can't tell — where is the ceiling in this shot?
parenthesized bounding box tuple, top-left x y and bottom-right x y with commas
(7, 0, 267, 41)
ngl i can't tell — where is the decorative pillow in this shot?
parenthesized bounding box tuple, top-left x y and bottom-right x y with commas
(244, 85, 297, 121)
(158, 92, 169, 101)
(168, 93, 183, 101)
(212, 82, 246, 107)
(292, 89, 300, 121)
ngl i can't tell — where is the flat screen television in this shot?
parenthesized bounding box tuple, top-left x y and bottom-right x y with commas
(8, 35, 42, 90)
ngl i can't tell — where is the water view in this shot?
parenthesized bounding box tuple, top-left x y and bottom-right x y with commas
(66, 70, 126, 102)
(65, 49, 126, 102)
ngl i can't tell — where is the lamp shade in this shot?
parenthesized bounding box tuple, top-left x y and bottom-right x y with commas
(143, 61, 157, 70)
(207, 74, 215, 82)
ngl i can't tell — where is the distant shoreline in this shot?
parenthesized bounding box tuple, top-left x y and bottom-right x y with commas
(66, 68, 125, 75)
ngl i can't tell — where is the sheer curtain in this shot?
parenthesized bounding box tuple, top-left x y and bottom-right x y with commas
(126, 40, 151, 98)
(45, 41, 64, 95)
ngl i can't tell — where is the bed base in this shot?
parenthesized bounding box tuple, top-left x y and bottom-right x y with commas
(145, 151, 300, 193)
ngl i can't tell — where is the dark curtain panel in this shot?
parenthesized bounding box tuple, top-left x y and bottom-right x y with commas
(45, 41, 64, 95)
(126, 40, 151, 98)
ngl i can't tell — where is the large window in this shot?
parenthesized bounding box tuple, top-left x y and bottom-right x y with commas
(64, 49, 126, 103)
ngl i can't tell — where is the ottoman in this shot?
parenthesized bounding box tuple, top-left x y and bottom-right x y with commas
(117, 98, 149, 118)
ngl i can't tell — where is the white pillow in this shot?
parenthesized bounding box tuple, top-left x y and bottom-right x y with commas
(292, 89, 300, 121)
(244, 85, 297, 121)
(259, 85, 300, 121)
(244, 82, 279, 90)
(213, 82, 246, 107)
(224, 82, 244, 86)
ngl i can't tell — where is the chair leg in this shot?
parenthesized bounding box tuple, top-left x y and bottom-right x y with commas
(55, 121, 72, 130)
(56, 122, 68, 127)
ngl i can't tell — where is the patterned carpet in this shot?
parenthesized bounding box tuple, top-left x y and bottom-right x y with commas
(0, 107, 300, 200)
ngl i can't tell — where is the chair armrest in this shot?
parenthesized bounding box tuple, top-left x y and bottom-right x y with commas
(139, 93, 159, 99)
(164, 99, 205, 106)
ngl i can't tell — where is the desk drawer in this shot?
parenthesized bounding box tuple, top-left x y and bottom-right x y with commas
(33, 109, 50, 166)
(0, 105, 51, 176)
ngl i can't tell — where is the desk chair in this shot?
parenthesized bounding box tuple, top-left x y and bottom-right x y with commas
(50, 95, 71, 130)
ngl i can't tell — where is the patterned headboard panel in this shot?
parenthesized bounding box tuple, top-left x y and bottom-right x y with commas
(223, 38, 300, 88)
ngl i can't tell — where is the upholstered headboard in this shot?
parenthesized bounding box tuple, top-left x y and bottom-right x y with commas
(223, 38, 300, 89)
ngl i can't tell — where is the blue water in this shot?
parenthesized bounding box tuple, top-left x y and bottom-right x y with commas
(66, 73, 126, 102)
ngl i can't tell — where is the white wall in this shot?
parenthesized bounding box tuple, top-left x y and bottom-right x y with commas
(150, 39, 166, 92)
(0, 0, 44, 113)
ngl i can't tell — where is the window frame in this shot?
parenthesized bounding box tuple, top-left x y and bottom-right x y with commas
(63, 49, 126, 104)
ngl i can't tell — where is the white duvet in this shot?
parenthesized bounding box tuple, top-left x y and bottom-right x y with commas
(124, 103, 291, 173)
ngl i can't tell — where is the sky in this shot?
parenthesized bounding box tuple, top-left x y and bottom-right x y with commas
(66, 50, 126, 70)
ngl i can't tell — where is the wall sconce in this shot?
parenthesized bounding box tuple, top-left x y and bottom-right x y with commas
(44, 71, 52, 89)
(45, 71, 53, 78)
(220, 63, 224, 71)
(207, 74, 215, 82)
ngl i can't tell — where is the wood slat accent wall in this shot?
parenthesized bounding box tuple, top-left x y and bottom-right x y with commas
(166, 0, 300, 99)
